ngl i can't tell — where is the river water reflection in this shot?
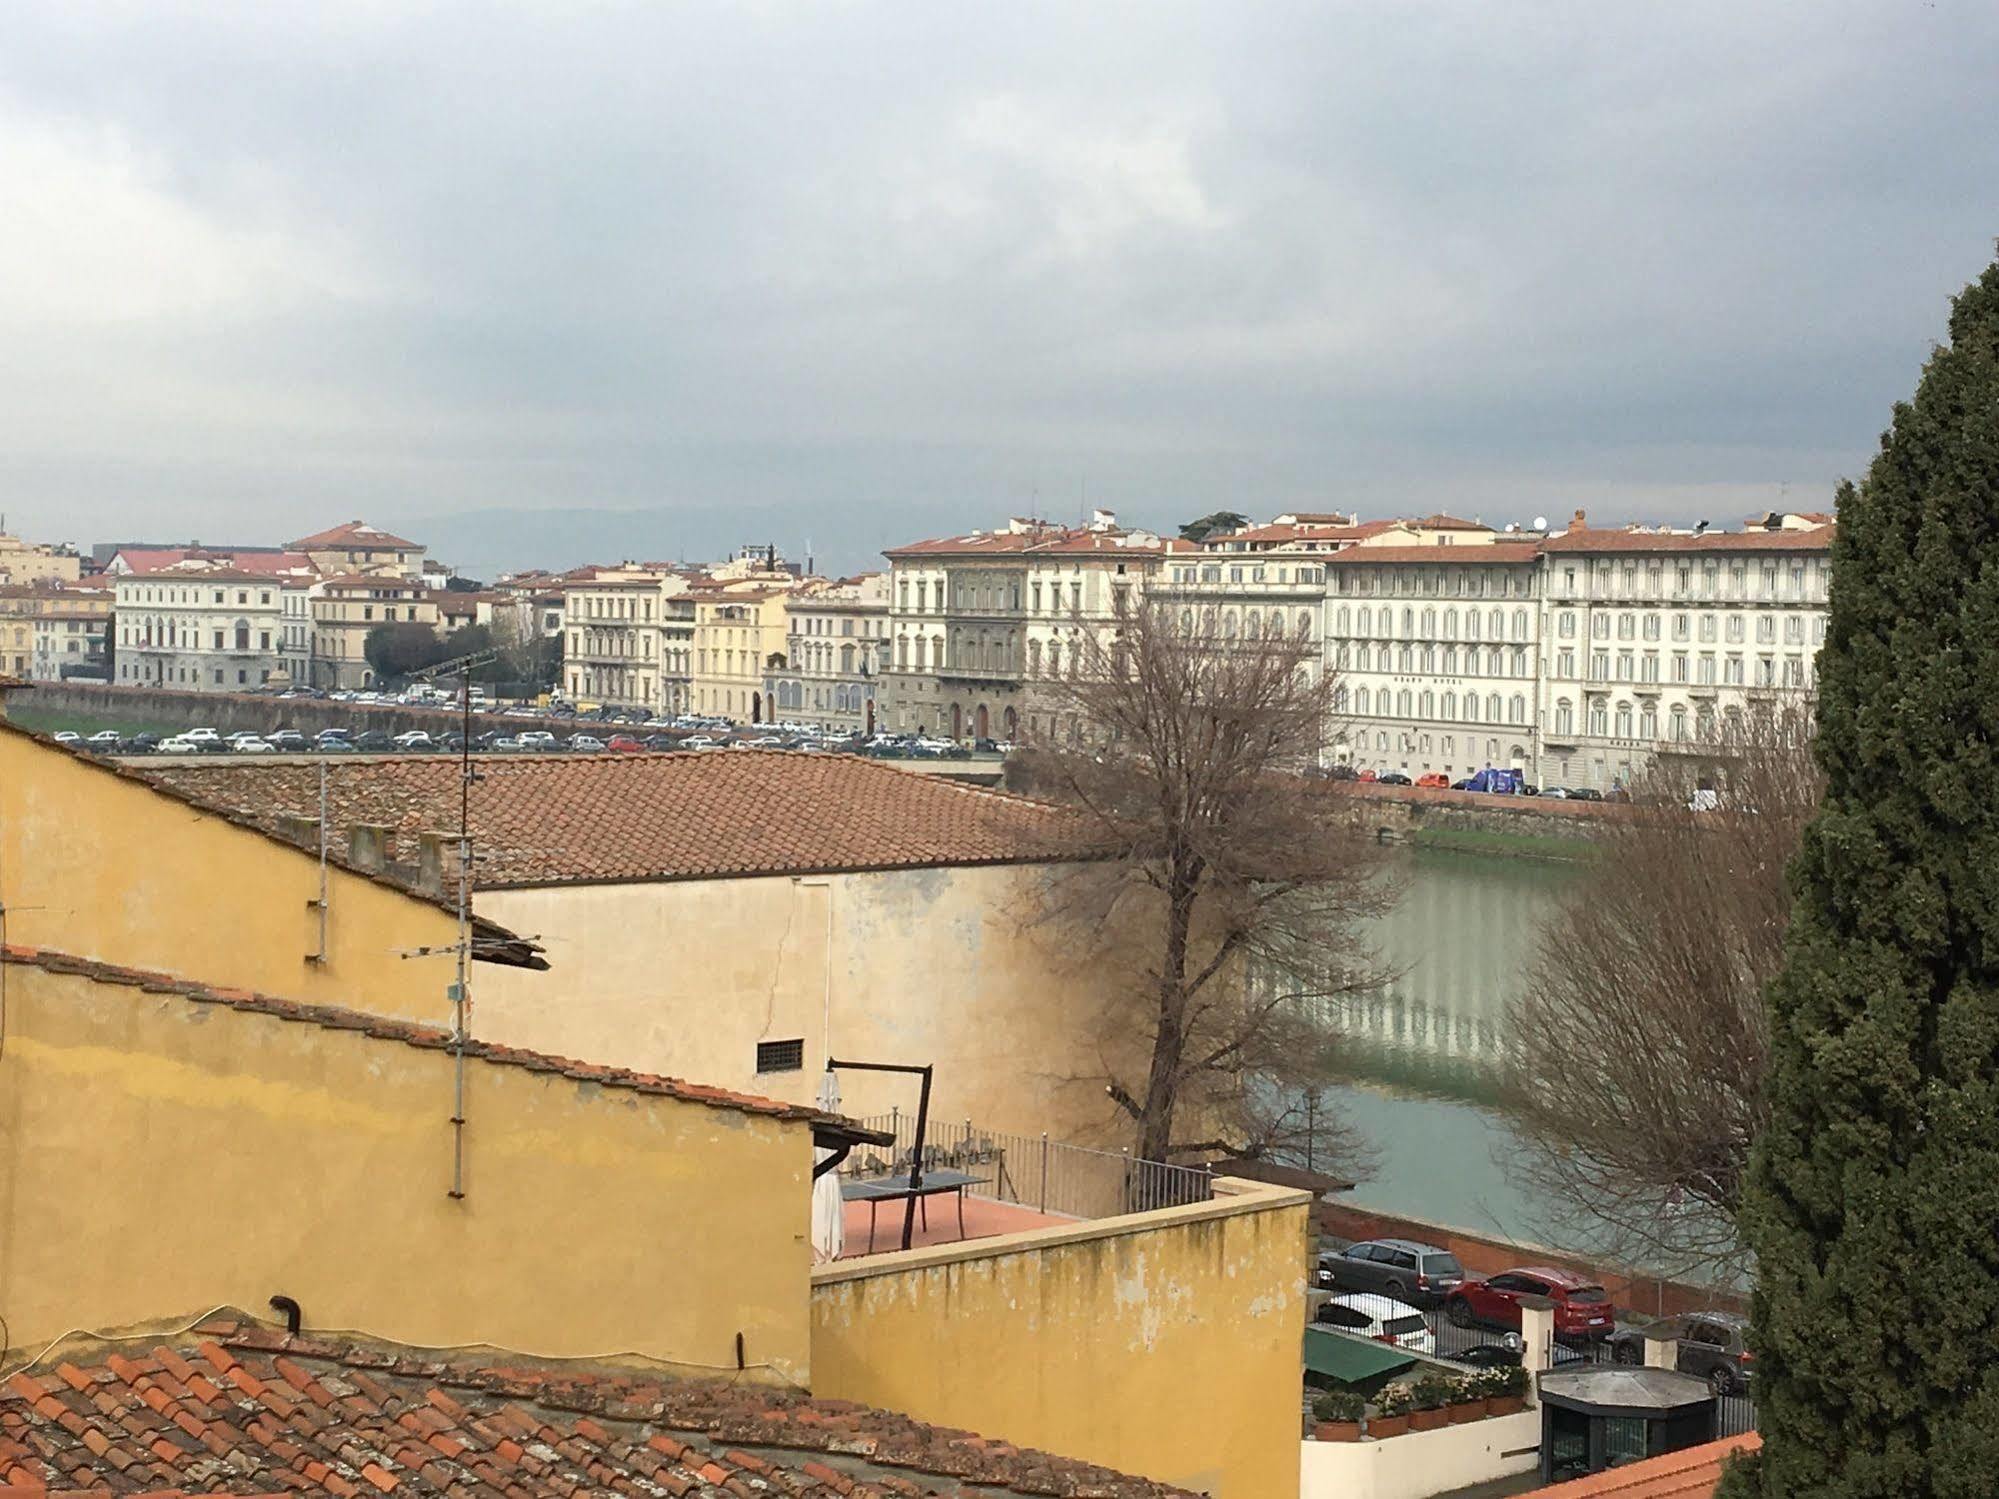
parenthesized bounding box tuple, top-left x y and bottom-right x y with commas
(1308, 847, 1583, 1246)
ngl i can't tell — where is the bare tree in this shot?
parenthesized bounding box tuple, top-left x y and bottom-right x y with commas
(1014, 596, 1395, 1169)
(1501, 707, 1823, 1276)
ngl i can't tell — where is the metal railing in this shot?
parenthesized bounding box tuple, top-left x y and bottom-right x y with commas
(841, 1112, 1214, 1220)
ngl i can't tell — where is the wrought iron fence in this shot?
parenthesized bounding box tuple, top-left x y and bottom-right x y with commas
(840, 1111, 1214, 1220)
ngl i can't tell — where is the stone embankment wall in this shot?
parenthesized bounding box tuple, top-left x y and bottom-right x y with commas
(15, 681, 561, 740)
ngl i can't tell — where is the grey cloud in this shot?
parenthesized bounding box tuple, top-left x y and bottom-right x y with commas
(0, 1, 1993, 577)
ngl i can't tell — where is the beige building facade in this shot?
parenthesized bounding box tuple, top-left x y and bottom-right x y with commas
(287, 519, 427, 579)
(309, 573, 440, 690)
(693, 583, 796, 721)
(0, 532, 82, 585)
(767, 575, 890, 732)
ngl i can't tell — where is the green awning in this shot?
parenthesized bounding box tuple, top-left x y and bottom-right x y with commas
(1303, 1325, 1419, 1384)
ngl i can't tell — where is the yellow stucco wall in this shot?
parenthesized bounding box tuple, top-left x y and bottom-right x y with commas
(0, 728, 470, 1026)
(809, 1179, 1312, 1499)
(473, 863, 1136, 1144)
(0, 963, 813, 1383)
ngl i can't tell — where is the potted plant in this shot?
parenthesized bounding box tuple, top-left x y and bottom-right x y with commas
(1485, 1365, 1529, 1416)
(1368, 1384, 1413, 1439)
(1446, 1374, 1488, 1423)
(1311, 1389, 1366, 1442)
(1408, 1375, 1453, 1432)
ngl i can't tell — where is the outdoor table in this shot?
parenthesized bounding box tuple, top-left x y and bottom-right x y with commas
(839, 1170, 988, 1251)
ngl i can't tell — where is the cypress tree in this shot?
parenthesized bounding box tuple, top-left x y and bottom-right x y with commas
(1728, 253, 1999, 1497)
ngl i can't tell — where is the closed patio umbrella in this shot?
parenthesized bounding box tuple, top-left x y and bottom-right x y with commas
(810, 1068, 845, 1263)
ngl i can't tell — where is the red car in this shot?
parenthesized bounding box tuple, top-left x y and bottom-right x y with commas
(1444, 1266, 1616, 1341)
(1415, 772, 1450, 789)
(605, 734, 645, 753)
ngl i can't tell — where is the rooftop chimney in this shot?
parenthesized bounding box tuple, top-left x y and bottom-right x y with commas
(1570, 509, 1589, 531)
(349, 823, 392, 874)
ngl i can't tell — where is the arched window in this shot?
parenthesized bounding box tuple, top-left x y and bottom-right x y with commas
(1488, 609, 1504, 640)
(1179, 609, 1194, 635)
(1396, 689, 1413, 717)
(1335, 605, 1351, 633)
(1356, 643, 1372, 670)
(1420, 645, 1436, 672)
(1357, 606, 1372, 636)
(1442, 691, 1457, 720)
(1466, 610, 1480, 641)
(1588, 700, 1608, 736)
(1222, 610, 1238, 638)
(1400, 608, 1414, 636)
(1442, 645, 1458, 674)
(1640, 703, 1658, 740)
(1443, 608, 1459, 639)
(1296, 610, 1312, 639)
(1555, 699, 1574, 736)
(1332, 685, 1349, 712)
(1268, 609, 1284, 638)
(1421, 608, 1435, 636)
(1246, 612, 1262, 641)
(1512, 608, 1528, 640)
(1354, 686, 1371, 714)
(1509, 694, 1527, 724)
(1419, 690, 1434, 718)
(1615, 701, 1634, 738)
(1486, 692, 1503, 723)
(1398, 645, 1413, 672)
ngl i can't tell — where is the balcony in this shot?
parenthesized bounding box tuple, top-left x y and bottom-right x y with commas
(830, 1113, 1215, 1260)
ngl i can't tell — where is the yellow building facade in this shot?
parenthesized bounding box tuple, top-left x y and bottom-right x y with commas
(811, 1178, 1313, 1499)
(691, 585, 795, 721)
(0, 953, 818, 1383)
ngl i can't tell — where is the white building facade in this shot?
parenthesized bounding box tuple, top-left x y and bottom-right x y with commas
(114, 567, 289, 690)
(767, 575, 891, 733)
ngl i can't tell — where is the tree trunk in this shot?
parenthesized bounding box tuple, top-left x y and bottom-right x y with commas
(1137, 865, 1198, 1162)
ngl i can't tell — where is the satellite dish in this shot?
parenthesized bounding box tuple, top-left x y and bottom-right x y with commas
(1532, 515, 1548, 532)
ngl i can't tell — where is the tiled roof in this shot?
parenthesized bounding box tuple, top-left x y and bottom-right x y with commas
(1, 1321, 1194, 1497)
(1326, 541, 1543, 565)
(288, 520, 424, 551)
(1213, 520, 1390, 546)
(317, 573, 429, 591)
(136, 753, 1100, 889)
(1409, 513, 1491, 531)
(1518, 1432, 1760, 1497)
(111, 548, 316, 576)
(1, 943, 847, 1130)
(1541, 526, 1832, 554)
(885, 526, 1162, 559)
(120, 566, 304, 584)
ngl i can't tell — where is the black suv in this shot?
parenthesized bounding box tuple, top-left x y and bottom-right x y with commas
(1317, 1238, 1466, 1308)
(1609, 1312, 1754, 1395)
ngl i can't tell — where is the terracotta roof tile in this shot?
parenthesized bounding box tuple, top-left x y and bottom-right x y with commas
(1540, 526, 1832, 554)
(287, 521, 423, 552)
(1517, 1432, 1759, 1497)
(0, 943, 849, 1130)
(136, 753, 1100, 889)
(2, 1324, 1192, 1496)
(1326, 541, 1544, 565)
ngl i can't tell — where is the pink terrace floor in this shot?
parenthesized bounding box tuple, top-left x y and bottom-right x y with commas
(837, 1194, 1073, 1258)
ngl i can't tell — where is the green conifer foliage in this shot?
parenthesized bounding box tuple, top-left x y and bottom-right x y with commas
(1730, 254, 1999, 1497)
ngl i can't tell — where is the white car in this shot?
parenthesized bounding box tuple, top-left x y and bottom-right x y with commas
(53, 730, 81, 744)
(393, 731, 435, 749)
(182, 727, 221, 743)
(231, 737, 277, 754)
(157, 736, 202, 755)
(1314, 1293, 1435, 1354)
(569, 735, 606, 752)
(87, 730, 123, 747)
(680, 735, 717, 750)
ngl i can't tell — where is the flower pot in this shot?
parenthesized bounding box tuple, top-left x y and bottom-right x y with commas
(1409, 1407, 1448, 1432)
(1447, 1399, 1487, 1424)
(1487, 1394, 1526, 1417)
(1368, 1413, 1410, 1439)
(1313, 1420, 1363, 1443)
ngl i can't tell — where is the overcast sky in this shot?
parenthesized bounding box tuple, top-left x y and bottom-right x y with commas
(2, 2, 1995, 577)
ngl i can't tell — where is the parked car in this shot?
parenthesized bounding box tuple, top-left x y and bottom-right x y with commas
(1540, 786, 1571, 799)
(182, 727, 220, 744)
(569, 734, 607, 752)
(1609, 1312, 1753, 1395)
(231, 737, 277, 754)
(517, 730, 557, 750)
(1355, 768, 1378, 782)
(681, 735, 718, 750)
(86, 730, 124, 751)
(1313, 1293, 1435, 1354)
(352, 730, 393, 752)
(1451, 1336, 1590, 1370)
(606, 734, 644, 753)
(157, 736, 202, 755)
(1414, 772, 1450, 789)
(314, 728, 352, 745)
(1444, 1267, 1616, 1342)
(1376, 771, 1413, 786)
(126, 733, 160, 754)
(266, 729, 309, 751)
(317, 737, 357, 753)
(392, 731, 435, 750)
(1318, 1239, 1466, 1307)
(1566, 787, 1605, 802)
(52, 730, 81, 745)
